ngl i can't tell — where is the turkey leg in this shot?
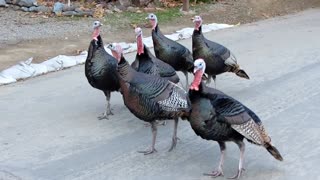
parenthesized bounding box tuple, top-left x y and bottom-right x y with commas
(98, 91, 113, 120)
(228, 141, 245, 179)
(168, 118, 179, 152)
(144, 120, 166, 127)
(203, 141, 225, 177)
(138, 121, 158, 155)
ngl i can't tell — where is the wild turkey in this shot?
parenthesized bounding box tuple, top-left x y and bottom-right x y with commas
(146, 13, 194, 89)
(192, 15, 250, 86)
(85, 21, 120, 120)
(187, 59, 283, 179)
(109, 44, 191, 155)
(132, 27, 180, 84)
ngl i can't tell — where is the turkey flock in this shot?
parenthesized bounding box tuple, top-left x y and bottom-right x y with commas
(85, 14, 283, 179)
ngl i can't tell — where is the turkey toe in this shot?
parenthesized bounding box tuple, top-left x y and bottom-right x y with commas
(138, 148, 157, 155)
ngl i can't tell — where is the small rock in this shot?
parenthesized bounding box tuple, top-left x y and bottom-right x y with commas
(74, 7, 82, 12)
(18, 0, 37, 7)
(62, 4, 75, 12)
(76, 9, 93, 16)
(113, 7, 122, 13)
(37, 5, 51, 13)
(53, 2, 64, 14)
(20, 6, 29, 11)
(0, 0, 8, 7)
(12, 4, 20, 10)
(28, 5, 36, 11)
(5, 0, 18, 5)
(105, 9, 113, 14)
(62, 10, 77, 16)
(116, 4, 126, 11)
(28, 5, 51, 12)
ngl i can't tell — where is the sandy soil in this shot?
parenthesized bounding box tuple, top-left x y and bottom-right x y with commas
(0, 0, 319, 70)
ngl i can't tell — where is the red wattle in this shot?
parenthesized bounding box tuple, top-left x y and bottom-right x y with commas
(92, 28, 100, 40)
(137, 36, 144, 55)
(190, 70, 203, 91)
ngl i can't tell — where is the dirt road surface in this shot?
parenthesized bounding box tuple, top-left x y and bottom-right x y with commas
(0, 9, 320, 180)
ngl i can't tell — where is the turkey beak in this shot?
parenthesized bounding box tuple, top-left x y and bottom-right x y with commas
(193, 67, 199, 74)
(100, 23, 103, 26)
(202, 73, 209, 80)
(191, 17, 194, 21)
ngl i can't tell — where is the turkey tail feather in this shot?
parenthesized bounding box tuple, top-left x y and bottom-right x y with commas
(265, 143, 283, 161)
(236, 69, 250, 79)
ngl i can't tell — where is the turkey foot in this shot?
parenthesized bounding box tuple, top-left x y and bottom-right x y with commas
(137, 148, 158, 155)
(97, 110, 112, 120)
(139, 121, 158, 155)
(228, 168, 245, 179)
(168, 136, 180, 152)
(203, 169, 224, 177)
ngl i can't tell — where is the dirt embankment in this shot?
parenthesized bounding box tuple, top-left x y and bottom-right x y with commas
(0, 0, 319, 70)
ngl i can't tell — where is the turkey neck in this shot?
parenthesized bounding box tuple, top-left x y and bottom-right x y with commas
(117, 56, 134, 82)
(92, 27, 100, 40)
(137, 35, 144, 55)
(193, 25, 202, 35)
(137, 45, 152, 61)
(192, 25, 207, 55)
(153, 25, 163, 36)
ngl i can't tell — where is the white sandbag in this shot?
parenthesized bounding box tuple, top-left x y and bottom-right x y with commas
(58, 55, 77, 68)
(176, 27, 194, 39)
(0, 58, 36, 80)
(0, 73, 16, 85)
(41, 56, 64, 72)
(75, 51, 88, 64)
(202, 23, 234, 33)
(30, 63, 48, 76)
(41, 55, 77, 72)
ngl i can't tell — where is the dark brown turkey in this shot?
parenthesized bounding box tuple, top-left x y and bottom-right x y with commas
(131, 27, 180, 84)
(109, 44, 191, 155)
(146, 13, 194, 89)
(192, 16, 250, 86)
(85, 21, 120, 120)
(187, 59, 283, 179)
